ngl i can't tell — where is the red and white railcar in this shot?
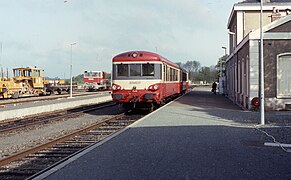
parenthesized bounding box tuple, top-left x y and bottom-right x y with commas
(83, 71, 109, 91)
(111, 51, 188, 110)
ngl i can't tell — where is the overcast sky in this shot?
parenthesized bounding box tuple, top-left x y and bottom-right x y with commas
(0, 0, 239, 78)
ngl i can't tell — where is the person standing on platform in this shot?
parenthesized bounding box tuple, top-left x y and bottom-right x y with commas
(211, 82, 217, 94)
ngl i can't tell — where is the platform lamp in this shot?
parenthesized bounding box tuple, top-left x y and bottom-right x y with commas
(221, 47, 227, 77)
(69, 42, 77, 98)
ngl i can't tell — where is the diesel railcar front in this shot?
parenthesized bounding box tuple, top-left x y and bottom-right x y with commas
(111, 51, 188, 110)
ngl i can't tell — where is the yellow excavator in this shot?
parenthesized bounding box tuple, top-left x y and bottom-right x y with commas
(0, 67, 47, 99)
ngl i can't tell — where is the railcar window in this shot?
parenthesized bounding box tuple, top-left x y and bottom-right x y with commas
(84, 72, 90, 77)
(93, 72, 96, 77)
(117, 64, 129, 76)
(142, 63, 154, 76)
(129, 64, 141, 76)
(97, 72, 101, 78)
(163, 65, 166, 81)
(167, 67, 170, 81)
(114, 63, 162, 79)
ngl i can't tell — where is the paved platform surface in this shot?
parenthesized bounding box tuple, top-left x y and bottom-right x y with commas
(35, 87, 291, 180)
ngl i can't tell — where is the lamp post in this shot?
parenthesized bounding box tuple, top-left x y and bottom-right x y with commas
(222, 46, 227, 56)
(259, 0, 265, 125)
(221, 47, 227, 78)
(69, 42, 77, 98)
(219, 46, 227, 95)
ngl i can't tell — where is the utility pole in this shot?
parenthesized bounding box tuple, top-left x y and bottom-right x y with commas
(260, 0, 265, 125)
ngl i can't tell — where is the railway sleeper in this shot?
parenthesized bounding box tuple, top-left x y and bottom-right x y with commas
(62, 140, 97, 144)
(28, 154, 69, 158)
(108, 120, 133, 123)
(0, 170, 34, 176)
(51, 144, 90, 149)
(72, 138, 100, 142)
(97, 126, 123, 130)
(107, 122, 130, 126)
(75, 137, 99, 141)
(34, 150, 80, 155)
(89, 130, 115, 134)
(11, 166, 50, 171)
(87, 132, 113, 136)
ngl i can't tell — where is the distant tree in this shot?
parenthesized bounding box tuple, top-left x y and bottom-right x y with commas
(193, 66, 217, 83)
(183, 60, 201, 72)
(106, 72, 111, 81)
(72, 74, 84, 85)
(176, 60, 218, 84)
(182, 60, 201, 82)
(209, 65, 218, 82)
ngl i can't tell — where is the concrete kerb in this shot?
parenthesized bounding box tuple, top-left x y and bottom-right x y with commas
(0, 96, 112, 121)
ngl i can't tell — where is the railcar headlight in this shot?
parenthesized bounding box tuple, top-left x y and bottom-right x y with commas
(132, 52, 138, 58)
(111, 84, 121, 91)
(148, 84, 159, 91)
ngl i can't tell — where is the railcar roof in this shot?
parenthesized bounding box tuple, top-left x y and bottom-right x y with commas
(13, 67, 43, 71)
(84, 70, 103, 73)
(112, 51, 179, 68)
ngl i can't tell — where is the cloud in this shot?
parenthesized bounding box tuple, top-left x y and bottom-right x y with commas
(0, 0, 237, 77)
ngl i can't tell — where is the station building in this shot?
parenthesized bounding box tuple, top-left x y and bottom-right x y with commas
(225, 0, 291, 110)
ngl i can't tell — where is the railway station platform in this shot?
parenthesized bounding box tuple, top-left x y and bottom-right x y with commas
(34, 86, 291, 180)
(0, 92, 112, 121)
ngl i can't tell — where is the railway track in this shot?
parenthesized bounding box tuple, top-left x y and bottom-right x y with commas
(0, 102, 117, 134)
(0, 112, 145, 180)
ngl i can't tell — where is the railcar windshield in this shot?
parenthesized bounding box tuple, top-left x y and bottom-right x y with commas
(113, 63, 161, 80)
(142, 63, 155, 76)
(117, 64, 128, 76)
(84, 71, 102, 78)
(130, 64, 141, 76)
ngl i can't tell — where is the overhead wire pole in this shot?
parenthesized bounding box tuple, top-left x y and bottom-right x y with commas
(0, 42, 2, 78)
(69, 42, 77, 98)
(260, 0, 265, 125)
